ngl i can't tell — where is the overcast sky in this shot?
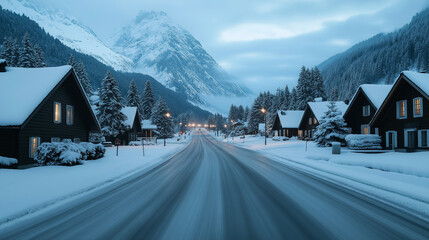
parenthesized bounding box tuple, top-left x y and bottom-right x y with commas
(40, 0, 428, 93)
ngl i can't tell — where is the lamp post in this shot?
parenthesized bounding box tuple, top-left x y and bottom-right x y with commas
(261, 108, 267, 145)
(164, 112, 171, 146)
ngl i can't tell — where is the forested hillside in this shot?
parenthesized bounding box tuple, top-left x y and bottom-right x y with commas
(319, 8, 429, 100)
(0, 6, 210, 119)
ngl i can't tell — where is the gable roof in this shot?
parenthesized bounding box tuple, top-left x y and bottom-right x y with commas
(344, 84, 392, 118)
(122, 107, 138, 128)
(402, 71, 429, 97)
(307, 101, 348, 121)
(0, 66, 72, 126)
(142, 120, 157, 130)
(277, 110, 304, 128)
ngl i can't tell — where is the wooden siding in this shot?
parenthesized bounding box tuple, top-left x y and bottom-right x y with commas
(272, 115, 299, 137)
(298, 107, 318, 138)
(0, 128, 19, 160)
(344, 89, 378, 134)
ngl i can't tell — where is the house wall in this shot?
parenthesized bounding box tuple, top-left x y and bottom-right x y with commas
(374, 80, 429, 149)
(0, 128, 19, 160)
(299, 109, 318, 139)
(18, 74, 94, 165)
(344, 91, 378, 134)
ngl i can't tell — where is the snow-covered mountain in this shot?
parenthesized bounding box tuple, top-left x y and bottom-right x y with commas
(0, 0, 133, 72)
(111, 11, 250, 105)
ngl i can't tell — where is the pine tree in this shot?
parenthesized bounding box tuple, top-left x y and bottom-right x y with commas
(329, 88, 339, 101)
(0, 37, 12, 61)
(312, 67, 326, 100)
(244, 106, 250, 121)
(296, 66, 313, 110)
(237, 105, 244, 121)
(142, 80, 155, 119)
(33, 44, 46, 67)
(151, 97, 174, 139)
(76, 60, 92, 96)
(313, 102, 350, 146)
(67, 54, 77, 70)
(126, 80, 143, 116)
(283, 85, 291, 109)
(228, 104, 238, 123)
(10, 39, 19, 67)
(97, 71, 127, 137)
(18, 33, 35, 68)
(288, 87, 298, 110)
(248, 94, 264, 134)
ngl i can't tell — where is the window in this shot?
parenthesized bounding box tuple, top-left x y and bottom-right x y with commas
(308, 117, 312, 125)
(375, 128, 379, 136)
(29, 137, 40, 158)
(73, 138, 80, 143)
(298, 130, 303, 138)
(396, 100, 407, 119)
(361, 125, 370, 135)
(313, 118, 318, 125)
(53, 102, 61, 123)
(362, 105, 370, 117)
(51, 137, 61, 142)
(413, 97, 423, 117)
(418, 130, 428, 147)
(66, 105, 74, 125)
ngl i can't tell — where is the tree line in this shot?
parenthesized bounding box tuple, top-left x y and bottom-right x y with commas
(0, 33, 46, 68)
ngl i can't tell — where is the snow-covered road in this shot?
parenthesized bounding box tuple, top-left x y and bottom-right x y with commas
(0, 132, 428, 239)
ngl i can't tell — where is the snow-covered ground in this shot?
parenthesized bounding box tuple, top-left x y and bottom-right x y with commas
(0, 138, 189, 224)
(218, 133, 429, 218)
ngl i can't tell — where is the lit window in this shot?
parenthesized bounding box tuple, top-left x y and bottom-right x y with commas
(413, 98, 423, 117)
(362, 105, 370, 117)
(396, 100, 407, 119)
(313, 118, 318, 125)
(66, 105, 74, 125)
(29, 137, 40, 158)
(54, 102, 61, 123)
(361, 125, 369, 134)
(51, 137, 61, 143)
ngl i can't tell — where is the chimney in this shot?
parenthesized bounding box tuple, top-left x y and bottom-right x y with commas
(314, 97, 323, 102)
(0, 59, 6, 72)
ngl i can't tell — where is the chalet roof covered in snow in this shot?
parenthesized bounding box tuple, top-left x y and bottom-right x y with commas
(121, 107, 137, 127)
(277, 110, 304, 128)
(308, 101, 348, 120)
(142, 120, 157, 130)
(0, 66, 72, 126)
(359, 84, 392, 109)
(402, 71, 429, 97)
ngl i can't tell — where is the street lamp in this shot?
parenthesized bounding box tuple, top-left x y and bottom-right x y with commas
(261, 108, 267, 145)
(164, 112, 170, 146)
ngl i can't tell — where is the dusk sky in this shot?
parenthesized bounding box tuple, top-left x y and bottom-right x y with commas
(40, 0, 428, 93)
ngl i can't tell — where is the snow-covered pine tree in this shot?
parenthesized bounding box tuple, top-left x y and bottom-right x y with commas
(126, 80, 143, 116)
(312, 67, 326, 100)
(33, 44, 46, 67)
(237, 105, 244, 121)
(151, 97, 174, 139)
(248, 94, 264, 134)
(288, 87, 298, 110)
(18, 33, 35, 68)
(76, 60, 92, 96)
(329, 87, 339, 101)
(97, 71, 127, 137)
(244, 106, 250, 121)
(283, 85, 291, 109)
(0, 37, 12, 62)
(313, 102, 350, 146)
(142, 80, 155, 120)
(10, 39, 19, 67)
(67, 54, 78, 70)
(296, 66, 313, 110)
(228, 104, 238, 123)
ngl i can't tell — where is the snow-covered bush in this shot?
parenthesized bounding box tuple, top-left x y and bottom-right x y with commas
(0, 156, 18, 167)
(345, 134, 382, 150)
(34, 142, 105, 166)
(230, 125, 248, 137)
(314, 102, 350, 147)
(129, 141, 141, 146)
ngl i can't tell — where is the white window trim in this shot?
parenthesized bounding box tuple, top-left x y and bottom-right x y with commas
(404, 128, 417, 148)
(53, 102, 62, 123)
(396, 100, 407, 119)
(385, 131, 397, 149)
(413, 97, 423, 118)
(374, 128, 379, 136)
(361, 124, 370, 134)
(362, 105, 370, 117)
(418, 129, 429, 148)
(66, 105, 74, 125)
(51, 137, 61, 143)
(29, 137, 41, 158)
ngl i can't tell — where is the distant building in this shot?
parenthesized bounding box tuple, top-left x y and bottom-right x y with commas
(371, 71, 429, 150)
(272, 110, 304, 137)
(0, 65, 100, 167)
(343, 84, 391, 135)
(141, 120, 157, 138)
(113, 107, 142, 145)
(298, 100, 348, 139)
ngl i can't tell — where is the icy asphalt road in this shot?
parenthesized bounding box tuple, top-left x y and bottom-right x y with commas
(1, 132, 428, 240)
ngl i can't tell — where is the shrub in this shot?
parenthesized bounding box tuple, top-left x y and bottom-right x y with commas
(0, 156, 18, 167)
(345, 134, 382, 150)
(34, 142, 105, 166)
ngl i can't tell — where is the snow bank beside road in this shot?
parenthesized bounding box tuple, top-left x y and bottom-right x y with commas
(0, 142, 188, 224)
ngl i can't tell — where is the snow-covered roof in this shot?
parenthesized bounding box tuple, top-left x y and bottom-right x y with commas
(142, 120, 157, 130)
(0, 59, 6, 64)
(359, 84, 392, 109)
(402, 71, 429, 97)
(0, 66, 72, 126)
(277, 110, 304, 128)
(121, 107, 137, 127)
(308, 101, 348, 120)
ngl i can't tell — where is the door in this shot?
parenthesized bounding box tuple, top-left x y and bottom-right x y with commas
(388, 132, 394, 149)
(407, 131, 417, 149)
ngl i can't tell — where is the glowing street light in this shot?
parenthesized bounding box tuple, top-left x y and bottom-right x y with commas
(164, 112, 171, 146)
(261, 108, 267, 145)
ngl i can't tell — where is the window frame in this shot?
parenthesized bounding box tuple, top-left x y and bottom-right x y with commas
(413, 97, 423, 118)
(29, 137, 41, 158)
(418, 129, 429, 148)
(66, 105, 74, 125)
(396, 100, 407, 119)
(361, 125, 370, 135)
(53, 102, 62, 123)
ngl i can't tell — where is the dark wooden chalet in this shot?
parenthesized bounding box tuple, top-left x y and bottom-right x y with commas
(343, 84, 391, 135)
(272, 110, 304, 137)
(0, 65, 101, 167)
(370, 71, 429, 150)
(298, 100, 348, 139)
(112, 107, 142, 145)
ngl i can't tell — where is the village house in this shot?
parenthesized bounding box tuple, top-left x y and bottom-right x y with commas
(370, 71, 429, 150)
(113, 107, 142, 145)
(343, 84, 391, 135)
(140, 120, 157, 138)
(0, 64, 101, 167)
(298, 99, 348, 139)
(272, 110, 304, 138)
